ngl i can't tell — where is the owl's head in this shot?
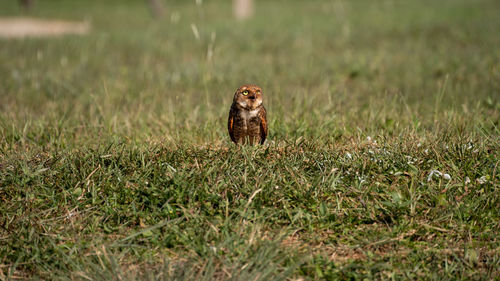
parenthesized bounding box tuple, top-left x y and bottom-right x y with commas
(233, 84, 263, 110)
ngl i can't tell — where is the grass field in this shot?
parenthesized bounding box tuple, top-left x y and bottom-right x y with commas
(1, 0, 499, 279)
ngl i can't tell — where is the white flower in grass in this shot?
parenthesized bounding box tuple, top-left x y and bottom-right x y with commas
(465, 177, 471, 185)
(443, 174, 451, 181)
(427, 170, 442, 182)
(358, 176, 366, 185)
(405, 155, 417, 165)
(345, 152, 352, 159)
(477, 176, 487, 184)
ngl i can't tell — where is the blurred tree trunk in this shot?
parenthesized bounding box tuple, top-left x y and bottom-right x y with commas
(19, 0, 33, 11)
(147, 0, 165, 18)
(233, 0, 253, 21)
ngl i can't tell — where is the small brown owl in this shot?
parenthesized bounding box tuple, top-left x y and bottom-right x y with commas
(228, 84, 268, 145)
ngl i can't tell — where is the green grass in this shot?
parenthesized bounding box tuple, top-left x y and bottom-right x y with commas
(0, 0, 499, 279)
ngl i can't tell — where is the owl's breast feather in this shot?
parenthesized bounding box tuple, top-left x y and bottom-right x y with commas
(239, 108, 260, 120)
(236, 108, 260, 132)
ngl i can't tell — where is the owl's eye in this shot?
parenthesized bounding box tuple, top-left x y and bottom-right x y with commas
(242, 90, 249, 95)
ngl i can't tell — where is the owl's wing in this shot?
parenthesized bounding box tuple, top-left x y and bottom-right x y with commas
(259, 106, 268, 144)
(228, 106, 236, 143)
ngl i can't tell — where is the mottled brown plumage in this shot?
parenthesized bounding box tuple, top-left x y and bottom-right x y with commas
(228, 84, 268, 145)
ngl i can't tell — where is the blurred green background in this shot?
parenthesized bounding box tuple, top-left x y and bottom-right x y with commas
(1, 0, 498, 144)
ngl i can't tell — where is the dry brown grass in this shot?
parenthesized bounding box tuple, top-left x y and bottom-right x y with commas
(0, 17, 89, 38)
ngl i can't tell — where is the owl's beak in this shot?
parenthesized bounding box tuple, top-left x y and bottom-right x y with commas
(248, 94, 256, 100)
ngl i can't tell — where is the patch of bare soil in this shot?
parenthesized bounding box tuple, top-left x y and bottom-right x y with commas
(0, 17, 90, 38)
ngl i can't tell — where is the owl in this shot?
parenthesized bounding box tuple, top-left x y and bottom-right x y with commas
(228, 84, 268, 145)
